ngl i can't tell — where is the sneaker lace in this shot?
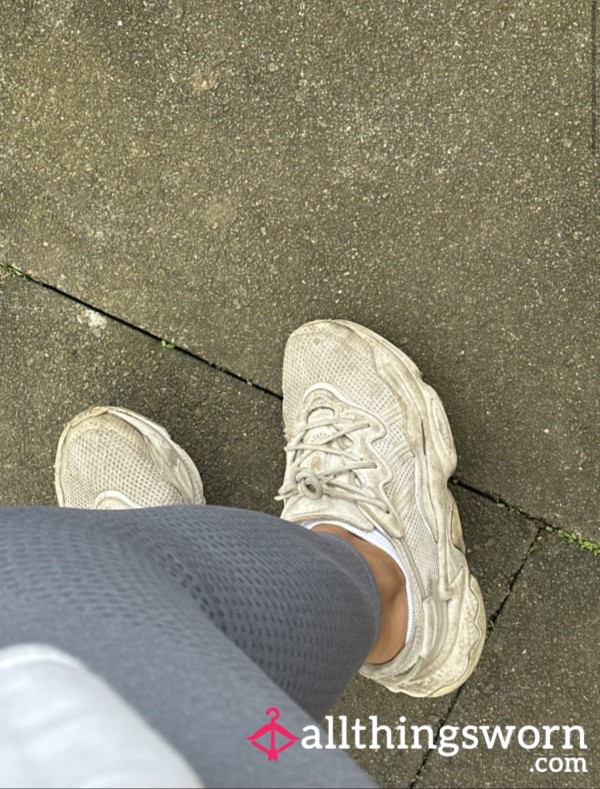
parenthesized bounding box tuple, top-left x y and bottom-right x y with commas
(276, 416, 390, 512)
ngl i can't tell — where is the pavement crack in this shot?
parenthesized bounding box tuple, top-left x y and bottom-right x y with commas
(592, 0, 598, 153)
(448, 476, 591, 547)
(1, 264, 282, 400)
(408, 525, 542, 788)
(4, 263, 595, 556)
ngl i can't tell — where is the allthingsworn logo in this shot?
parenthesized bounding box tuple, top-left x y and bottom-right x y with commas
(247, 708, 299, 761)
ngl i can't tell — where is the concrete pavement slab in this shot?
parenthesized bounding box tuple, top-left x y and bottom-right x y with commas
(0, 274, 285, 512)
(0, 0, 597, 538)
(418, 533, 600, 788)
(329, 486, 537, 788)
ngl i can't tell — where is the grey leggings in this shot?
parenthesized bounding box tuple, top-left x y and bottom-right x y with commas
(0, 505, 380, 788)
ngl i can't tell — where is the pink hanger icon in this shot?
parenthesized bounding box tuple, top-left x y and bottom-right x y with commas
(247, 707, 299, 761)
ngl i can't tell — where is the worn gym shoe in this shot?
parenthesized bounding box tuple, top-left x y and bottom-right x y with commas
(277, 320, 485, 697)
(55, 406, 204, 509)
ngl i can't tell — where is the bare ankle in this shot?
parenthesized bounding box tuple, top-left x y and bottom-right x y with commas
(313, 524, 408, 663)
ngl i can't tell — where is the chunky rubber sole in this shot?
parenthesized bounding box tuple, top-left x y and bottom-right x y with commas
(55, 406, 205, 507)
(330, 321, 486, 697)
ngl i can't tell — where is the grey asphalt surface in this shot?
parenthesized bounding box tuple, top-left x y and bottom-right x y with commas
(0, 1, 598, 786)
(0, 0, 598, 537)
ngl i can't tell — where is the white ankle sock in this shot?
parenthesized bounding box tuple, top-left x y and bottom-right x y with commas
(302, 518, 414, 646)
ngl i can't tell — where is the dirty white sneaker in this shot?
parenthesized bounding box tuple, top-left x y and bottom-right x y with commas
(277, 320, 485, 697)
(55, 406, 205, 509)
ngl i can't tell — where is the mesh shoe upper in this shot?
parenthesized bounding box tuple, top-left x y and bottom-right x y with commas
(55, 409, 204, 509)
(279, 323, 439, 605)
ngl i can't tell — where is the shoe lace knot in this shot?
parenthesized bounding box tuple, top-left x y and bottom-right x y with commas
(276, 413, 389, 512)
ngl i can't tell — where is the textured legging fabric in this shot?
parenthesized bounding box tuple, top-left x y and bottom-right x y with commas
(0, 505, 380, 788)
